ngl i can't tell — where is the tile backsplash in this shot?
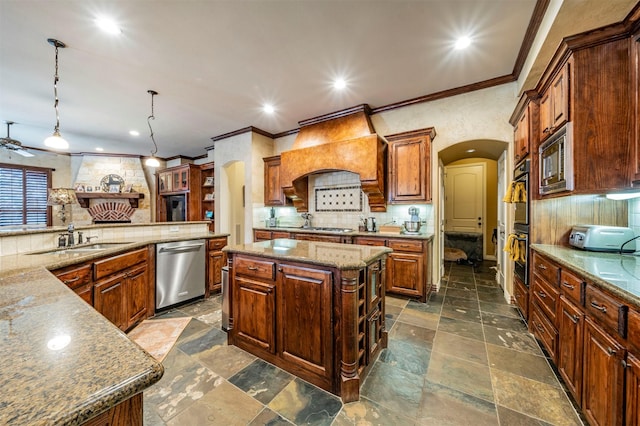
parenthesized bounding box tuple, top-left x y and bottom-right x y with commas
(253, 171, 434, 231)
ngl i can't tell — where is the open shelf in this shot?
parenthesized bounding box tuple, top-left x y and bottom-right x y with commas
(76, 192, 144, 208)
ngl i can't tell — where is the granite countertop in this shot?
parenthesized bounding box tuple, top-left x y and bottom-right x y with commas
(0, 232, 228, 277)
(0, 267, 164, 425)
(532, 244, 640, 308)
(254, 226, 434, 240)
(224, 238, 392, 269)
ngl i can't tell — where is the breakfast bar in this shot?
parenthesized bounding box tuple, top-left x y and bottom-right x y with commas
(224, 238, 391, 402)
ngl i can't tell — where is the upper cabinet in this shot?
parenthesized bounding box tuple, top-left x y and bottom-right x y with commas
(539, 63, 569, 143)
(510, 90, 539, 166)
(158, 165, 190, 194)
(263, 155, 289, 207)
(633, 28, 640, 182)
(201, 162, 215, 231)
(156, 163, 214, 225)
(386, 128, 435, 204)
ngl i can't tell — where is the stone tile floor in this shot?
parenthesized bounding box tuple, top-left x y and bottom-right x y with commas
(142, 261, 584, 425)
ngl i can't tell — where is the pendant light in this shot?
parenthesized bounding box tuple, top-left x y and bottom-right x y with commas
(145, 90, 160, 167)
(44, 38, 69, 149)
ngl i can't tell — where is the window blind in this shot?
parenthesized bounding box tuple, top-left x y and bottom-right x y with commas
(0, 164, 51, 226)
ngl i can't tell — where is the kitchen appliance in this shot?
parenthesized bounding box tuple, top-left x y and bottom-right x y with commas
(404, 206, 421, 234)
(569, 225, 636, 253)
(367, 217, 377, 232)
(164, 194, 186, 222)
(539, 123, 573, 195)
(156, 239, 206, 310)
(267, 207, 277, 227)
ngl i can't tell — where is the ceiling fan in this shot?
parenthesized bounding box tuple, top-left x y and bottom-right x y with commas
(1, 121, 34, 157)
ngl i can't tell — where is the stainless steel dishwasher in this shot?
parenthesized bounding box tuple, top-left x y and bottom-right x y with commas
(156, 239, 206, 310)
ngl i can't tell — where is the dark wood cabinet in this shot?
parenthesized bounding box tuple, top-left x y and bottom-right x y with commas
(234, 275, 277, 353)
(386, 128, 435, 204)
(263, 156, 289, 206)
(626, 352, 640, 426)
(583, 317, 626, 426)
(94, 273, 127, 329)
(632, 29, 640, 182)
(510, 92, 538, 165)
(126, 263, 149, 328)
(294, 233, 344, 243)
(513, 274, 528, 320)
(156, 163, 205, 223)
(278, 264, 333, 380)
(539, 62, 569, 142)
(207, 237, 227, 293)
(253, 229, 291, 241)
(558, 295, 584, 403)
(201, 162, 215, 231)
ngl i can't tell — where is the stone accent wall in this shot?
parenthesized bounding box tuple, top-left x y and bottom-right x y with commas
(71, 156, 152, 225)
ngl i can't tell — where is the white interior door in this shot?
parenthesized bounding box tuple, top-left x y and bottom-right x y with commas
(496, 152, 507, 286)
(444, 163, 485, 233)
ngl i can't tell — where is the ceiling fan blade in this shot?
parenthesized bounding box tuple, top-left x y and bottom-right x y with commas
(15, 148, 34, 157)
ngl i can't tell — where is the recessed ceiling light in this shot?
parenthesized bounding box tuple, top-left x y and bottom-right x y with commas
(95, 147, 104, 152)
(466, 148, 476, 153)
(455, 36, 472, 50)
(129, 130, 140, 136)
(95, 16, 122, 35)
(333, 78, 347, 90)
(263, 104, 275, 114)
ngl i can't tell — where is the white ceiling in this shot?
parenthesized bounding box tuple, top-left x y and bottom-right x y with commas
(0, 1, 636, 159)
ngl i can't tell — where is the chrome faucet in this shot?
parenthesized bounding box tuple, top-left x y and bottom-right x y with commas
(85, 235, 98, 244)
(66, 224, 75, 247)
(301, 213, 313, 228)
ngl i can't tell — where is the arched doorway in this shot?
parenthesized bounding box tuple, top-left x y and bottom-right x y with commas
(220, 161, 246, 246)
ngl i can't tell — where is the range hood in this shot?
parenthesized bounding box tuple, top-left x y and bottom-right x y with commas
(280, 104, 387, 212)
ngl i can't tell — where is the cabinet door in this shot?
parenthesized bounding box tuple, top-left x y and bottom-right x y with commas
(539, 91, 552, 142)
(94, 273, 126, 330)
(158, 172, 172, 193)
(74, 283, 93, 305)
(264, 156, 286, 206)
(388, 134, 431, 203)
(550, 64, 569, 130)
(633, 30, 640, 181)
(583, 317, 625, 426)
(557, 296, 584, 403)
(234, 276, 276, 353)
(386, 252, 423, 298)
(278, 264, 333, 380)
(208, 250, 224, 292)
(626, 352, 640, 426)
(513, 274, 529, 320)
(514, 105, 530, 164)
(294, 233, 343, 243)
(126, 264, 148, 330)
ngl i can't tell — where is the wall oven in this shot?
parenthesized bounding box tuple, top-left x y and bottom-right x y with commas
(513, 160, 529, 227)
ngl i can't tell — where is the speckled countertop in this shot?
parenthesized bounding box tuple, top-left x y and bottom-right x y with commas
(254, 226, 434, 240)
(0, 267, 163, 425)
(224, 238, 392, 269)
(0, 231, 228, 425)
(532, 244, 640, 308)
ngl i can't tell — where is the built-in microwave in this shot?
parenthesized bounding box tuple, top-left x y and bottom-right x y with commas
(539, 122, 573, 195)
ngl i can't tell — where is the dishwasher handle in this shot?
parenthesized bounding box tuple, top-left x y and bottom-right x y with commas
(158, 243, 205, 253)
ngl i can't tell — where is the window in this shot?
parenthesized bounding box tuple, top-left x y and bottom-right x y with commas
(0, 164, 52, 226)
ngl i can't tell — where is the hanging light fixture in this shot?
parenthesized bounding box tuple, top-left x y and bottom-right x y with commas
(145, 89, 160, 167)
(44, 38, 69, 149)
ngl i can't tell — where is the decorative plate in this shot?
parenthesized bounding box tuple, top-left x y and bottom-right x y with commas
(100, 174, 125, 193)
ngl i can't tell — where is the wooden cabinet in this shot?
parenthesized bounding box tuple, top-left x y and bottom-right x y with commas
(557, 295, 584, 403)
(386, 128, 435, 204)
(510, 91, 538, 165)
(263, 156, 289, 206)
(626, 352, 640, 426)
(94, 248, 151, 331)
(156, 163, 204, 223)
(632, 29, 640, 182)
(513, 274, 528, 320)
(539, 62, 569, 142)
(294, 233, 345, 243)
(207, 236, 227, 293)
(583, 317, 626, 426)
(530, 251, 560, 361)
(53, 263, 93, 305)
(278, 264, 333, 380)
(201, 162, 215, 231)
(254, 229, 291, 241)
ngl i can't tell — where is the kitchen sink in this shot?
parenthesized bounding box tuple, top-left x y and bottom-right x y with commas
(303, 227, 354, 233)
(29, 242, 133, 255)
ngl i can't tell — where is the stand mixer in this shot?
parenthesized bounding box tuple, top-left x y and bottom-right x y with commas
(404, 206, 421, 234)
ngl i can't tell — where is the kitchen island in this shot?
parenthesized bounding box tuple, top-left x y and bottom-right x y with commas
(224, 238, 391, 402)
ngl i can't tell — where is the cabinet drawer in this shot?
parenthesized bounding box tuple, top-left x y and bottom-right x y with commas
(235, 256, 275, 281)
(354, 237, 386, 247)
(54, 264, 92, 290)
(559, 269, 584, 306)
(208, 237, 227, 251)
(531, 276, 559, 326)
(271, 231, 291, 239)
(513, 274, 529, 320)
(532, 252, 559, 286)
(531, 305, 558, 361)
(585, 284, 627, 338)
(254, 230, 272, 241)
(94, 248, 148, 281)
(627, 309, 640, 353)
(387, 239, 423, 253)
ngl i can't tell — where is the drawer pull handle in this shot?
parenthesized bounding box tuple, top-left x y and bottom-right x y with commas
(535, 322, 545, 334)
(247, 266, 259, 271)
(590, 301, 607, 313)
(608, 347, 616, 356)
(538, 291, 546, 298)
(562, 282, 575, 290)
(538, 264, 547, 270)
(570, 314, 579, 324)
(63, 276, 80, 284)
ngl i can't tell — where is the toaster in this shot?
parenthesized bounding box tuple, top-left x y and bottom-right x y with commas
(569, 225, 636, 253)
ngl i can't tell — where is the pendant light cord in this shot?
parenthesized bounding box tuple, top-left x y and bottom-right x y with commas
(53, 43, 60, 132)
(147, 90, 158, 157)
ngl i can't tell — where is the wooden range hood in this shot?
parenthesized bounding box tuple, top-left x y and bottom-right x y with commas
(280, 105, 387, 212)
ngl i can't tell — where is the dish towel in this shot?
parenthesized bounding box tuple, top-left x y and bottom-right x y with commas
(503, 182, 527, 203)
(503, 233, 526, 262)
